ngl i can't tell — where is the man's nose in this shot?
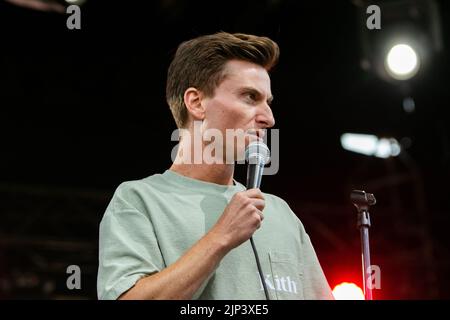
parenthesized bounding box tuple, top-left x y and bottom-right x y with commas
(256, 104, 275, 129)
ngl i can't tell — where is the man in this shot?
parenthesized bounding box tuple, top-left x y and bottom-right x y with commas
(97, 32, 333, 300)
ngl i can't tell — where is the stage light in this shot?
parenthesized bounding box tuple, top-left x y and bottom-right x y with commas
(65, 0, 86, 4)
(341, 133, 401, 158)
(385, 44, 420, 80)
(333, 282, 365, 300)
(356, 0, 442, 83)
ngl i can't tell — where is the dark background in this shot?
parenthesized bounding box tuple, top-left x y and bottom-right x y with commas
(0, 0, 449, 299)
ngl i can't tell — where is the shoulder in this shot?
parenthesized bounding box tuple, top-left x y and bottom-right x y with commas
(262, 192, 299, 221)
(261, 192, 309, 235)
(262, 192, 290, 208)
(116, 171, 167, 191)
(109, 173, 166, 212)
(117, 170, 177, 193)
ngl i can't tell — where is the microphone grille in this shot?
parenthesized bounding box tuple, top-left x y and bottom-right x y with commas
(245, 141, 270, 165)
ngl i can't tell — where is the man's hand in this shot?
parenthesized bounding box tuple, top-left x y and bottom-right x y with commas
(209, 188, 265, 250)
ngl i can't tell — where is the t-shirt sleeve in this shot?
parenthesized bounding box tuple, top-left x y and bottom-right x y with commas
(297, 221, 335, 300)
(97, 183, 165, 300)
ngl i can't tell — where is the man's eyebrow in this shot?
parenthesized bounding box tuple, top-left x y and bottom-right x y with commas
(238, 87, 274, 104)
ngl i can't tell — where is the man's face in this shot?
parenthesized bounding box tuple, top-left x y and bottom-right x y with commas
(200, 59, 275, 161)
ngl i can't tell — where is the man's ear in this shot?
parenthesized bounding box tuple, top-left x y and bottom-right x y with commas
(184, 87, 205, 122)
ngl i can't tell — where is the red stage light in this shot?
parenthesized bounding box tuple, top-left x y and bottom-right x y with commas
(332, 282, 365, 300)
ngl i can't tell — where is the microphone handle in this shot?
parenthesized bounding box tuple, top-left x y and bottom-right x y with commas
(246, 162, 265, 189)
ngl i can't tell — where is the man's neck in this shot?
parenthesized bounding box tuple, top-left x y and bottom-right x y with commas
(169, 163, 235, 186)
(170, 127, 236, 186)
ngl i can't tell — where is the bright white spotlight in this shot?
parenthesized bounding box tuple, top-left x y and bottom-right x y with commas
(341, 133, 401, 159)
(385, 44, 420, 80)
(341, 133, 378, 157)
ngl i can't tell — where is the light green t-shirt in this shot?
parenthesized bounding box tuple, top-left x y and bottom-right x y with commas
(97, 170, 333, 300)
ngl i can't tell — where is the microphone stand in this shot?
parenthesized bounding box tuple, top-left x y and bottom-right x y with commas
(351, 190, 376, 300)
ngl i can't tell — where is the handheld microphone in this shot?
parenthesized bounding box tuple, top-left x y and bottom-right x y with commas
(245, 141, 270, 189)
(244, 140, 271, 300)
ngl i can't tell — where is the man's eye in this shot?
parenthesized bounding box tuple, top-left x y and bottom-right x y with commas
(246, 93, 256, 101)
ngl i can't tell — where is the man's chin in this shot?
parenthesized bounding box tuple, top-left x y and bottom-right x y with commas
(245, 133, 263, 146)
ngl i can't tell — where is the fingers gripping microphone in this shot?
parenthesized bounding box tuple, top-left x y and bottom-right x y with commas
(245, 141, 271, 300)
(245, 141, 271, 189)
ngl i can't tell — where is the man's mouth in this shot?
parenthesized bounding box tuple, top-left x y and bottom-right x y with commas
(246, 129, 266, 140)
